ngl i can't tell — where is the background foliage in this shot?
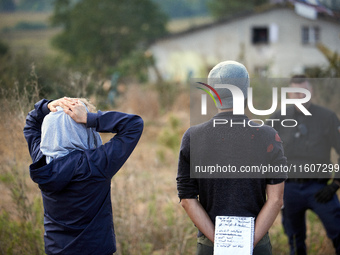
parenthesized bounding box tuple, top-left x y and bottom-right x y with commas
(0, 0, 340, 254)
(207, 0, 268, 19)
(50, 0, 168, 73)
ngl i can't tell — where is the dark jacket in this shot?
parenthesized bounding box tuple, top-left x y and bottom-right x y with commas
(177, 111, 287, 237)
(270, 104, 340, 180)
(271, 104, 340, 166)
(23, 99, 143, 255)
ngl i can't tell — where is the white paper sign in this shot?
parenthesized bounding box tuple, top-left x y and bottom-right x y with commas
(214, 216, 255, 255)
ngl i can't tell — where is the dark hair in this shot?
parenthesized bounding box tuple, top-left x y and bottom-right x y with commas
(290, 74, 308, 84)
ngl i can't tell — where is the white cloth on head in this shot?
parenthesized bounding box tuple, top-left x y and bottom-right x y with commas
(40, 104, 102, 164)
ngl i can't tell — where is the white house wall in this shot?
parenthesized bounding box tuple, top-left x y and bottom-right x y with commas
(150, 7, 340, 81)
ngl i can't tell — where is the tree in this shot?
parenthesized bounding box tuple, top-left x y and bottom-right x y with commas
(305, 43, 340, 78)
(51, 0, 168, 72)
(208, 0, 268, 19)
(303, 43, 340, 111)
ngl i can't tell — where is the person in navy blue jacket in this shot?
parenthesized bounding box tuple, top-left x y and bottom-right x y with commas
(23, 97, 143, 255)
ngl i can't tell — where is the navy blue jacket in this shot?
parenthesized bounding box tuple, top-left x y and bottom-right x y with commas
(23, 99, 143, 255)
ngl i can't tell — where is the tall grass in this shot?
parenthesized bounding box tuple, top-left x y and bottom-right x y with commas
(0, 67, 44, 255)
(0, 68, 338, 255)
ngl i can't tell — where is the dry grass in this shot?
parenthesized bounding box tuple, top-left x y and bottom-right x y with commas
(0, 86, 339, 254)
(0, 12, 213, 58)
(116, 84, 161, 120)
(0, 12, 51, 30)
(2, 29, 61, 56)
(269, 211, 335, 255)
(0, 86, 197, 254)
(0, 11, 339, 254)
(0, 11, 60, 56)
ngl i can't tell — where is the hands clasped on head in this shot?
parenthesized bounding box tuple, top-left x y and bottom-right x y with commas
(48, 97, 88, 124)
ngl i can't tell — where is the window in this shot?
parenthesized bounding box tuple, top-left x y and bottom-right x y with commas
(302, 26, 320, 45)
(252, 27, 269, 44)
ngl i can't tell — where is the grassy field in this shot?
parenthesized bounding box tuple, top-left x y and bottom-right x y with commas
(0, 11, 338, 255)
(0, 12, 212, 57)
(0, 12, 60, 56)
(0, 12, 51, 30)
(0, 83, 337, 254)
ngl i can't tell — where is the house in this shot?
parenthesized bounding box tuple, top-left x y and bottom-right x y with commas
(149, 3, 340, 81)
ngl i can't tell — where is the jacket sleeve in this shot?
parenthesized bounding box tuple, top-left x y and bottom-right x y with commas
(265, 128, 288, 184)
(85, 111, 144, 179)
(176, 128, 199, 201)
(23, 99, 51, 163)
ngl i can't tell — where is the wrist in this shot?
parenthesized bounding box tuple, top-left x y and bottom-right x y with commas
(43, 100, 53, 115)
(86, 112, 97, 128)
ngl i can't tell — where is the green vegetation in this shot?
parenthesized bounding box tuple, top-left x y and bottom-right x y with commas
(0, 167, 44, 255)
(158, 114, 182, 154)
(0, 12, 51, 30)
(0, 76, 44, 255)
(0, 71, 337, 254)
(50, 0, 168, 73)
(304, 43, 340, 111)
(1, 0, 210, 16)
(207, 0, 268, 19)
(316, 43, 340, 77)
(0, 5, 340, 255)
(2, 21, 47, 32)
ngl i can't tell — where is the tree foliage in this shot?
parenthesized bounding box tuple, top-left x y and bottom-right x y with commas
(317, 43, 340, 77)
(51, 0, 168, 72)
(207, 0, 268, 19)
(305, 43, 340, 78)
